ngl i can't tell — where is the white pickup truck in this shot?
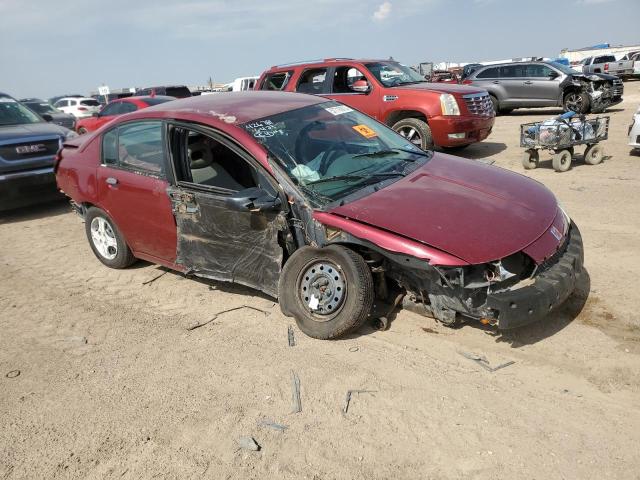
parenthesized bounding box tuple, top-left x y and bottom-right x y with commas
(580, 54, 635, 77)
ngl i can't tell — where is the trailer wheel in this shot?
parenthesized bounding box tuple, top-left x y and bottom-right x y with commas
(552, 149, 572, 172)
(522, 149, 539, 170)
(584, 144, 604, 165)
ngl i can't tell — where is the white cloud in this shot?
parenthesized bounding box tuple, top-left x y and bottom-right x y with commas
(372, 1, 392, 21)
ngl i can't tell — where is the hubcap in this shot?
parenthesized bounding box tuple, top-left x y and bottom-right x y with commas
(299, 262, 346, 319)
(397, 126, 423, 147)
(90, 217, 118, 260)
(567, 94, 582, 112)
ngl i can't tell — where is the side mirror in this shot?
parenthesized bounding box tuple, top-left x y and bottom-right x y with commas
(226, 187, 281, 212)
(41, 114, 53, 122)
(92, 112, 100, 117)
(548, 71, 560, 80)
(350, 80, 370, 93)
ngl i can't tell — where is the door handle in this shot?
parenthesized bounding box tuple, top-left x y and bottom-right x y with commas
(492, 80, 500, 84)
(523, 81, 533, 85)
(106, 177, 118, 186)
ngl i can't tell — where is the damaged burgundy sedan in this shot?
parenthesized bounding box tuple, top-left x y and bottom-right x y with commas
(55, 92, 583, 339)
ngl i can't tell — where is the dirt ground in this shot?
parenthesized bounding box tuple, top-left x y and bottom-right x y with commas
(2, 86, 640, 480)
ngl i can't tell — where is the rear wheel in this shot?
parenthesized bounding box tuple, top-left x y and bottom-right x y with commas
(563, 91, 590, 114)
(552, 149, 573, 172)
(84, 207, 136, 268)
(522, 149, 539, 169)
(392, 118, 433, 150)
(584, 144, 604, 165)
(278, 245, 374, 339)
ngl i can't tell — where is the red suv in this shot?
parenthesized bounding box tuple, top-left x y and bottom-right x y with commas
(256, 58, 495, 149)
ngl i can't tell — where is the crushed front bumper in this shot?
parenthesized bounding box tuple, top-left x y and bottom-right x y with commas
(485, 222, 584, 329)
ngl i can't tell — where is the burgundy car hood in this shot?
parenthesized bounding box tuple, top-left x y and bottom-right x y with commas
(392, 82, 485, 95)
(329, 154, 558, 264)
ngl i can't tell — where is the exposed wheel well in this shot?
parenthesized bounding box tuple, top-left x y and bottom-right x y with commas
(385, 110, 428, 127)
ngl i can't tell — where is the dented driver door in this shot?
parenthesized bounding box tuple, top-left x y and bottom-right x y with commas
(167, 183, 286, 298)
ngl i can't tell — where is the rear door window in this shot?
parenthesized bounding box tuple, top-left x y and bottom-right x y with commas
(296, 68, 329, 94)
(81, 99, 100, 107)
(475, 67, 500, 79)
(260, 71, 293, 91)
(101, 121, 165, 176)
(165, 86, 192, 98)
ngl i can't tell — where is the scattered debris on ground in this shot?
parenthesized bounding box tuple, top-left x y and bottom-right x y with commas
(349, 346, 359, 353)
(5, 370, 20, 379)
(237, 436, 260, 451)
(288, 325, 296, 347)
(142, 270, 169, 286)
(290, 370, 302, 413)
(342, 389, 376, 414)
(186, 305, 271, 331)
(458, 351, 515, 372)
(258, 420, 288, 432)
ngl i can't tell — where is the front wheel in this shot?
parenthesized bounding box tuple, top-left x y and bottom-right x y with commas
(584, 144, 604, 165)
(522, 149, 539, 170)
(84, 207, 136, 268)
(552, 149, 573, 172)
(278, 245, 374, 339)
(563, 91, 590, 114)
(392, 118, 433, 150)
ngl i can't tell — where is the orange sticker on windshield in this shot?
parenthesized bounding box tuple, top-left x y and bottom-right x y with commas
(352, 124, 378, 139)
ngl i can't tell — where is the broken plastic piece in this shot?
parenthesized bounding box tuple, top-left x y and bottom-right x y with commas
(237, 436, 260, 451)
(290, 370, 302, 413)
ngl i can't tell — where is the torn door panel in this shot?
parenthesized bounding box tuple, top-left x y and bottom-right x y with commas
(169, 187, 286, 297)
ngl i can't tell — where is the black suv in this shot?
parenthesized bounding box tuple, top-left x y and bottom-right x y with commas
(464, 61, 623, 114)
(0, 92, 76, 211)
(136, 85, 192, 98)
(20, 98, 76, 130)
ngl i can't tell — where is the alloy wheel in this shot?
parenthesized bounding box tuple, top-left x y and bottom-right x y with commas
(90, 216, 118, 260)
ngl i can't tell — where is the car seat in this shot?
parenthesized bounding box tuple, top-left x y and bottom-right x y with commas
(188, 140, 244, 191)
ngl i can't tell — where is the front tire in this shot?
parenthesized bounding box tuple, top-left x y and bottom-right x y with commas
(278, 245, 374, 339)
(563, 91, 590, 114)
(522, 149, 539, 169)
(552, 149, 573, 172)
(392, 118, 433, 150)
(584, 144, 604, 165)
(84, 207, 136, 268)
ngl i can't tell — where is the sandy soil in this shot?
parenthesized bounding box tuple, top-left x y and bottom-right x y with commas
(1, 86, 640, 480)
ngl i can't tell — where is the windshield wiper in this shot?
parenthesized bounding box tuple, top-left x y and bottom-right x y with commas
(353, 148, 427, 159)
(305, 172, 405, 187)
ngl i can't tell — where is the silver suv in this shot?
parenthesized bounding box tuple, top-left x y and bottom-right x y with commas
(464, 61, 623, 114)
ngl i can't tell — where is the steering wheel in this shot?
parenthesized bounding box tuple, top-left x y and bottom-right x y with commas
(294, 121, 349, 174)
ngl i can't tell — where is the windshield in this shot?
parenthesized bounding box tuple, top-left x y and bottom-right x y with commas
(550, 62, 580, 75)
(24, 102, 57, 114)
(0, 96, 43, 125)
(241, 101, 430, 206)
(365, 62, 426, 87)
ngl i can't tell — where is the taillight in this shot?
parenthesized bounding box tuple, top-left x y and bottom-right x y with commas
(78, 107, 87, 111)
(604, 63, 609, 71)
(462, 79, 473, 85)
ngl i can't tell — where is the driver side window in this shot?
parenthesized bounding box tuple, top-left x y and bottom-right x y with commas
(332, 66, 368, 94)
(171, 127, 273, 194)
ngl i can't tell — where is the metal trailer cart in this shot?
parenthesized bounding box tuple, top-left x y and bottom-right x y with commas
(520, 113, 609, 172)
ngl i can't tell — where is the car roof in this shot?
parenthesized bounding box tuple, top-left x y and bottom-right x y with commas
(112, 95, 174, 104)
(266, 58, 398, 72)
(20, 98, 44, 103)
(139, 91, 328, 124)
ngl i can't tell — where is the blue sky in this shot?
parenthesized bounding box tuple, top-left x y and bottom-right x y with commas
(1, 0, 638, 99)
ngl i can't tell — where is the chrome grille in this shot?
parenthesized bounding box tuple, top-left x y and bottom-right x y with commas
(0, 138, 60, 161)
(612, 78, 624, 97)
(463, 93, 494, 116)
